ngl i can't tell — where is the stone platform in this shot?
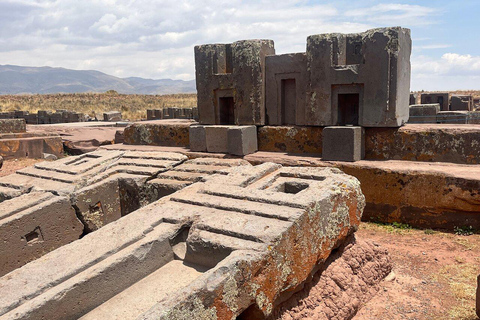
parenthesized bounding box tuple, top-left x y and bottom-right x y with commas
(259, 124, 480, 164)
(0, 162, 363, 319)
(122, 121, 480, 164)
(102, 144, 480, 230)
(0, 149, 255, 276)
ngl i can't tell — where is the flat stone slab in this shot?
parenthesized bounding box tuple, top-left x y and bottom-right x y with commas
(0, 132, 63, 160)
(0, 192, 83, 277)
(0, 150, 188, 274)
(0, 119, 26, 133)
(0, 163, 364, 319)
(123, 120, 193, 147)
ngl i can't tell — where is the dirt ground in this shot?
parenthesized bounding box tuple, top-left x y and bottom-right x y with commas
(0, 158, 44, 177)
(354, 223, 480, 320)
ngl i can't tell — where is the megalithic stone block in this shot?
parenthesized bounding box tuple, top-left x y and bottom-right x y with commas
(322, 126, 365, 162)
(189, 125, 207, 152)
(0, 163, 364, 320)
(0, 192, 83, 277)
(227, 125, 258, 156)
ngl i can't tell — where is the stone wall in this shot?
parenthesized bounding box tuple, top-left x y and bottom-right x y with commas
(0, 119, 26, 133)
(257, 124, 480, 164)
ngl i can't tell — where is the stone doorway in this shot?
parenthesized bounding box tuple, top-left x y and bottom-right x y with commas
(338, 93, 359, 125)
(281, 78, 296, 125)
(219, 96, 235, 124)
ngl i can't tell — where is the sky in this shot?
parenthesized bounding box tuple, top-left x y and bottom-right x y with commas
(0, 0, 479, 91)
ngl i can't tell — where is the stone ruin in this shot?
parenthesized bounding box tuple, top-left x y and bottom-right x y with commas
(409, 93, 478, 124)
(0, 110, 87, 124)
(191, 27, 411, 161)
(0, 147, 377, 319)
(0, 118, 63, 159)
(147, 107, 199, 121)
(1, 25, 479, 319)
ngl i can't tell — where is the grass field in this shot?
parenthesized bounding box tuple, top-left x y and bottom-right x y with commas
(0, 92, 197, 121)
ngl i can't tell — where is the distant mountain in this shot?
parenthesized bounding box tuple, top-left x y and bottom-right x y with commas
(0, 65, 196, 95)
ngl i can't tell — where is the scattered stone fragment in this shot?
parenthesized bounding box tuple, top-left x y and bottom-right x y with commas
(268, 235, 392, 320)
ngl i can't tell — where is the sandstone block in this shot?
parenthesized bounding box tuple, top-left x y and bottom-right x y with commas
(0, 119, 26, 133)
(0, 192, 83, 277)
(322, 126, 365, 162)
(123, 121, 190, 147)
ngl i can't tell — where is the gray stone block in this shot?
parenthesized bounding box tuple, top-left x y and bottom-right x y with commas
(322, 126, 365, 162)
(227, 125, 258, 156)
(189, 125, 207, 152)
(205, 126, 229, 153)
(408, 104, 439, 123)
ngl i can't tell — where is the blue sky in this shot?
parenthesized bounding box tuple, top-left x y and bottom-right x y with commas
(0, 0, 479, 90)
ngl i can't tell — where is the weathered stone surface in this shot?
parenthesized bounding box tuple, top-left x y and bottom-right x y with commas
(196, 27, 410, 128)
(205, 126, 229, 153)
(334, 160, 480, 230)
(29, 124, 125, 155)
(0, 163, 364, 320)
(0, 192, 83, 277)
(244, 151, 480, 230)
(195, 40, 275, 125)
(0, 119, 26, 133)
(123, 120, 191, 147)
(258, 126, 323, 154)
(365, 124, 480, 164)
(450, 95, 473, 111)
(265, 53, 308, 126)
(408, 104, 439, 123)
(322, 126, 364, 162)
(228, 125, 258, 156)
(306, 27, 411, 127)
(189, 125, 207, 152)
(420, 92, 449, 111)
(269, 235, 391, 320)
(436, 111, 468, 124)
(0, 150, 188, 271)
(144, 157, 251, 203)
(0, 132, 63, 160)
(103, 111, 122, 122)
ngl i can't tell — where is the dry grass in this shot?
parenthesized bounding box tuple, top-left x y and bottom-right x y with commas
(0, 92, 197, 121)
(434, 263, 479, 320)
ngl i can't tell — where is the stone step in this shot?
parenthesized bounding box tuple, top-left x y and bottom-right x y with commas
(157, 170, 205, 182)
(171, 192, 303, 221)
(79, 260, 207, 320)
(173, 163, 232, 174)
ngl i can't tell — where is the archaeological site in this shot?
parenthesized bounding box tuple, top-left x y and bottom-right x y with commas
(0, 26, 479, 320)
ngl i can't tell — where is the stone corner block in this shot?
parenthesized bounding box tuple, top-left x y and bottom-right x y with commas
(322, 126, 365, 162)
(227, 125, 258, 156)
(205, 126, 229, 153)
(189, 125, 207, 152)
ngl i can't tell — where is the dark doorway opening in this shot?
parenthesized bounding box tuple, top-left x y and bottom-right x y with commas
(281, 79, 296, 125)
(338, 93, 359, 125)
(219, 97, 235, 124)
(437, 96, 444, 110)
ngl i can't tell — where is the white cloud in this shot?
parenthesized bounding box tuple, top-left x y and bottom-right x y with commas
(0, 0, 455, 87)
(412, 53, 480, 90)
